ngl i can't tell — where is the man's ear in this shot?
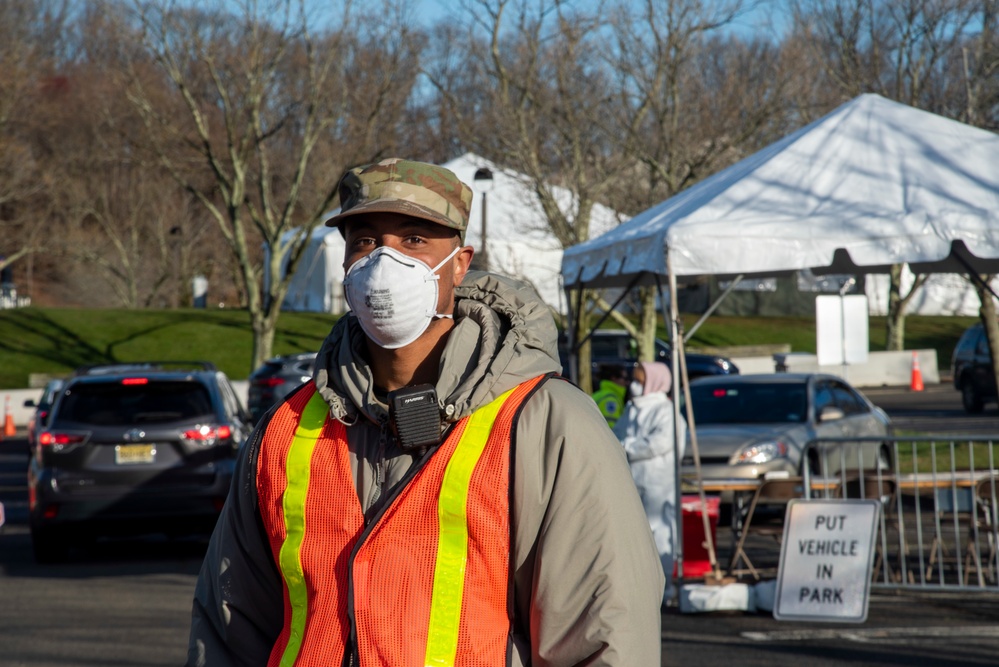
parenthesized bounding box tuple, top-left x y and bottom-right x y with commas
(452, 245, 475, 286)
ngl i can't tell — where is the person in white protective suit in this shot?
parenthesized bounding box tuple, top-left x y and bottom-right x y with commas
(613, 360, 686, 604)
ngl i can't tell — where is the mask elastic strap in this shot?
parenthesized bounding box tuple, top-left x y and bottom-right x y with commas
(426, 246, 463, 319)
(425, 246, 462, 281)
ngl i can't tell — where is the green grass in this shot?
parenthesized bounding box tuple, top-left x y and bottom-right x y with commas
(0, 307, 980, 388)
(0, 307, 339, 387)
(891, 438, 999, 474)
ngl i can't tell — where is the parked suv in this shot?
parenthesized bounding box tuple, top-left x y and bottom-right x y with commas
(27, 361, 251, 562)
(247, 352, 318, 423)
(558, 329, 739, 382)
(951, 323, 997, 413)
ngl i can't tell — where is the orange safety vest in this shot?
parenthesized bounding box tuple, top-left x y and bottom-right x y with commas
(256, 375, 547, 667)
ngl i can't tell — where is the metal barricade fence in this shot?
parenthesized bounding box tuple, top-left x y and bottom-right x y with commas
(803, 435, 999, 592)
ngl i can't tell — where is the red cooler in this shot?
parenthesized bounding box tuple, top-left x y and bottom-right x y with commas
(675, 494, 720, 578)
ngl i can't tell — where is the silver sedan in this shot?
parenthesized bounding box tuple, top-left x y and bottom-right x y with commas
(681, 373, 892, 503)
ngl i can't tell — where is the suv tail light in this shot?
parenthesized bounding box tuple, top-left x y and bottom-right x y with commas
(253, 377, 285, 388)
(38, 431, 87, 451)
(182, 424, 233, 446)
(38, 431, 83, 449)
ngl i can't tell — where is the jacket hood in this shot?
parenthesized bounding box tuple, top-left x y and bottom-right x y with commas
(313, 270, 562, 425)
(638, 361, 671, 395)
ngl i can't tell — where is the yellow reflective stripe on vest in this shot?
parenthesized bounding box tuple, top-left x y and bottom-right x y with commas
(277, 391, 329, 667)
(424, 388, 515, 667)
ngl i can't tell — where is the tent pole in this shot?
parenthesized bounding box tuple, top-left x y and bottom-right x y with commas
(660, 261, 721, 586)
(564, 273, 647, 385)
(683, 274, 744, 343)
(570, 272, 646, 352)
(953, 253, 999, 302)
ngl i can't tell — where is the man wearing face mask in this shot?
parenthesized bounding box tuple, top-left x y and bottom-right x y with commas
(187, 158, 664, 667)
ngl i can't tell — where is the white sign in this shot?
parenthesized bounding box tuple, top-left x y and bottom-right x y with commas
(774, 499, 879, 623)
(816, 294, 869, 366)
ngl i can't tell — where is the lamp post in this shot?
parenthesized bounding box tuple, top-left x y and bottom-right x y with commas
(473, 167, 493, 271)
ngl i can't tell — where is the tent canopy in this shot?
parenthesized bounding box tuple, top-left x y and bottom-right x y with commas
(561, 94, 999, 290)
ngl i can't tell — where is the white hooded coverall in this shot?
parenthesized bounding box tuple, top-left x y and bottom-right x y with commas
(613, 361, 686, 601)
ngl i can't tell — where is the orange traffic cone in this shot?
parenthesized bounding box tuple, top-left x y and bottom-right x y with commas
(3, 396, 14, 438)
(910, 351, 925, 392)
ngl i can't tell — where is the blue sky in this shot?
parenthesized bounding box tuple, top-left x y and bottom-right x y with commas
(226, 0, 787, 38)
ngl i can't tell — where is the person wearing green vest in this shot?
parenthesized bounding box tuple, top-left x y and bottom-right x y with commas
(592, 364, 630, 428)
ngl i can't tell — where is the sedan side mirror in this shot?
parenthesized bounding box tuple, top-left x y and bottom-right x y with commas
(819, 406, 845, 423)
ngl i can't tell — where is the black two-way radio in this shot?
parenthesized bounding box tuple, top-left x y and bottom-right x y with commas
(387, 384, 442, 451)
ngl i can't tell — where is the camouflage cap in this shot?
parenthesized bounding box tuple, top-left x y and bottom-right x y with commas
(325, 158, 472, 240)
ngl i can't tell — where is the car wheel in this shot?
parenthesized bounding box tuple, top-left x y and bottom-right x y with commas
(962, 382, 985, 414)
(31, 526, 71, 564)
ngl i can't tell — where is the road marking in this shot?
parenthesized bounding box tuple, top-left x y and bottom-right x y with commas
(742, 626, 999, 642)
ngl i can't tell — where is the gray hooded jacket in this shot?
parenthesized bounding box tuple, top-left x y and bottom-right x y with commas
(187, 272, 664, 666)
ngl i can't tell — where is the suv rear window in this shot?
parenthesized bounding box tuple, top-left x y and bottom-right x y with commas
(58, 381, 214, 426)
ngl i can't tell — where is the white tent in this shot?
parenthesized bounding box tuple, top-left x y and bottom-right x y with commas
(443, 153, 623, 313)
(562, 94, 999, 291)
(277, 225, 347, 313)
(559, 94, 999, 584)
(277, 153, 625, 314)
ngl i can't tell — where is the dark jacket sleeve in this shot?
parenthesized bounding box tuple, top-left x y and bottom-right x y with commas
(187, 418, 284, 667)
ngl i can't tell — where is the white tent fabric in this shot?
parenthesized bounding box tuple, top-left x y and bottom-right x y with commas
(277, 226, 347, 313)
(561, 94, 999, 290)
(443, 153, 623, 312)
(866, 271, 999, 317)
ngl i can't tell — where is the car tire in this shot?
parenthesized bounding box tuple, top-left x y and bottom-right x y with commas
(962, 382, 985, 414)
(31, 526, 71, 564)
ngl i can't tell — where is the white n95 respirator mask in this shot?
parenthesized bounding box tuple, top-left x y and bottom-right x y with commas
(629, 380, 645, 398)
(343, 246, 461, 349)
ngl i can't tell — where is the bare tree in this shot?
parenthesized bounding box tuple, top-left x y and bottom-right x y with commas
(791, 0, 984, 351)
(974, 275, 999, 410)
(596, 0, 793, 368)
(120, 0, 425, 370)
(958, 0, 999, 129)
(0, 0, 72, 285)
(604, 0, 770, 203)
(425, 0, 634, 391)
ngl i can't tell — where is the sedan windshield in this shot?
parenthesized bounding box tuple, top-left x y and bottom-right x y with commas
(690, 382, 807, 425)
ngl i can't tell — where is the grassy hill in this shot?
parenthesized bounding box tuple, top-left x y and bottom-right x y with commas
(0, 307, 339, 388)
(0, 307, 978, 388)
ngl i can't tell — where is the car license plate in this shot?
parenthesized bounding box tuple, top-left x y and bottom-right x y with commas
(115, 444, 156, 465)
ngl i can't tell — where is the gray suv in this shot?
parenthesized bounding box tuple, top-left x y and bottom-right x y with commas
(27, 361, 251, 562)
